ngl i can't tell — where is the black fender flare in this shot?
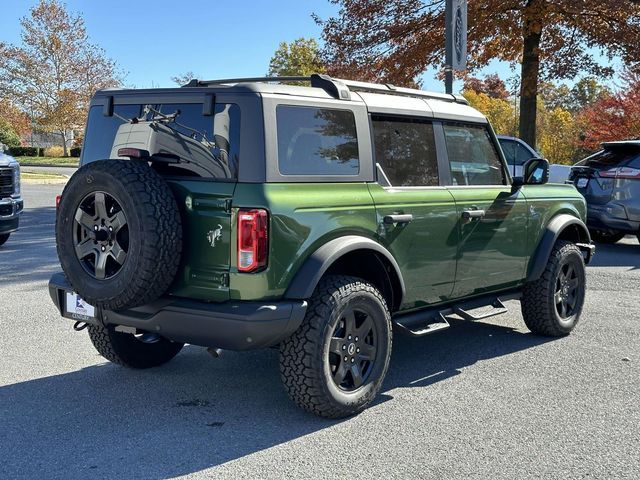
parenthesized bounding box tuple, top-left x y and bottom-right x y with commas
(526, 214, 593, 282)
(284, 235, 406, 303)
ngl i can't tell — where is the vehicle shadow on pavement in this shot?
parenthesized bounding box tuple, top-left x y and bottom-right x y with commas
(586, 241, 640, 270)
(0, 206, 60, 286)
(0, 318, 552, 479)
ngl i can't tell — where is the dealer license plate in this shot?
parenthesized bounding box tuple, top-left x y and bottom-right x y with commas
(65, 292, 96, 321)
(576, 177, 589, 188)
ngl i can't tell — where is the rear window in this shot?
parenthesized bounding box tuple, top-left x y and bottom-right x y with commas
(276, 105, 359, 176)
(81, 102, 240, 179)
(580, 149, 640, 168)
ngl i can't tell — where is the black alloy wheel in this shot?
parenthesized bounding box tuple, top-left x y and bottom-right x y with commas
(74, 191, 129, 280)
(554, 260, 580, 319)
(327, 306, 378, 391)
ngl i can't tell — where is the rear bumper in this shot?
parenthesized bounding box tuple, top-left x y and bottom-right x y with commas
(586, 205, 640, 234)
(48, 272, 307, 350)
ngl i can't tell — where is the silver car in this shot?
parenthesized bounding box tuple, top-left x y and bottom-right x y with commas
(0, 143, 23, 246)
(569, 141, 640, 244)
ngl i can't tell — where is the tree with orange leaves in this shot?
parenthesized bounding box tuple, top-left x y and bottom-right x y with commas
(317, 0, 640, 149)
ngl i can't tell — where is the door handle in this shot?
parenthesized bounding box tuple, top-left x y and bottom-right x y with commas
(383, 213, 413, 224)
(461, 209, 486, 223)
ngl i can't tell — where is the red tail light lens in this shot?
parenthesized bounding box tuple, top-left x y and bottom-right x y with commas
(237, 209, 268, 272)
(599, 167, 640, 179)
(56, 195, 62, 209)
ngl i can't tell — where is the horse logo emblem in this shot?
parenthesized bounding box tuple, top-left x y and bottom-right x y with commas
(207, 224, 223, 247)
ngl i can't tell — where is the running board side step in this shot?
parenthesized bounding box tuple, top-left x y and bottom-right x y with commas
(392, 291, 521, 337)
(454, 298, 508, 321)
(395, 312, 450, 337)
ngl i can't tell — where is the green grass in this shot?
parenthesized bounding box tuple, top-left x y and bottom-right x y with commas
(16, 156, 79, 167)
(21, 171, 68, 180)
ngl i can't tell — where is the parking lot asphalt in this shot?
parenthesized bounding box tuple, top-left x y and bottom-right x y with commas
(0, 184, 638, 480)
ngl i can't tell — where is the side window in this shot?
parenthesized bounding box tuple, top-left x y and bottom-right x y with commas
(276, 105, 359, 176)
(81, 103, 240, 179)
(443, 123, 505, 186)
(372, 116, 439, 187)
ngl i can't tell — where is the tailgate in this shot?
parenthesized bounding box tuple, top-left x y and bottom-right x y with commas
(167, 180, 236, 302)
(569, 166, 615, 205)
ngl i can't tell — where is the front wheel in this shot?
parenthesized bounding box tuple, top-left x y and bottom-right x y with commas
(0, 233, 9, 247)
(521, 241, 586, 336)
(279, 275, 392, 418)
(88, 324, 184, 369)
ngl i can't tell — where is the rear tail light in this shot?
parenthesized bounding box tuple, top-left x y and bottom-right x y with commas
(56, 194, 62, 209)
(599, 167, 640, 179)
(616, 167, 640, 179)
(237, 209, 268, 272)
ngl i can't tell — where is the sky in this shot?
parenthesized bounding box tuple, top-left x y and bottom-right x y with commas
(0, 0, 620, 94)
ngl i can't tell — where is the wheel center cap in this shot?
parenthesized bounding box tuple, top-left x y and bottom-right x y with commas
(347, 343, 356, 355)
(94, 227, 110, 242)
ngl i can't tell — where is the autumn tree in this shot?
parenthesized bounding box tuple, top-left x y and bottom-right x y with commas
(463, 74, 509, 100)
(267, 38, 326, 80)
(317, 0, 640, 148)
(538, 106, 579, 164)
(0, 0, 121, 155)
(0, 98, 31, 138)
(463, 90, 516, 135)
(542, 77, 610, 113)
(579, 80, 640, 151)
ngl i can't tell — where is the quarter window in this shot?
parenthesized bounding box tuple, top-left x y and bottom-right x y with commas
(444, 124, 505, 186)
(372, 116, 439, 187)
(276, 105, 359, 176)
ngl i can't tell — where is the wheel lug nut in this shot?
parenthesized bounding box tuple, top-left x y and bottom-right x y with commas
(342, 345, 346, 350)
(355, 337, 358, 342)
(348, 335, 352, 340)
(94, 225, 98, 231)
(344, 356, 348, 362)
(101, 246, 106, 252)
(109, 226, 113, 232)
(351, 358, 355, 363)
(356, 348, 360, 353)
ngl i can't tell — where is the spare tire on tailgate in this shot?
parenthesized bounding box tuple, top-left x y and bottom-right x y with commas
(56, 160, 182, 311)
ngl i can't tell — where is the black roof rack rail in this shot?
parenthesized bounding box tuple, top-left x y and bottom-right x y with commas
(333, 78, 468, 105)
(183, 73, 466, 104)
(183, 74, 351, 101)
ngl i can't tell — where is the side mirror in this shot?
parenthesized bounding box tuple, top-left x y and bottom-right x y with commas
(513, 158, 549, 187)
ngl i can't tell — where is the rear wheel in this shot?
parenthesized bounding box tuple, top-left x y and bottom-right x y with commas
(279, 275, 392, 418)
(521, 241, 586, 336)
(589, 228, 625, 244)
(0, 233, 9, 246)
(88, 324, 184, 369)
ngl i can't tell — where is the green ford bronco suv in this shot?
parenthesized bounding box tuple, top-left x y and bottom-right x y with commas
(49, 74, 595, 418)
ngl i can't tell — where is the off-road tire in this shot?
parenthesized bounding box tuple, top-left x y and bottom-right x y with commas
(589, 228, 625, 244)
(56, 160, 182, 310)
(521, 240, 586, 336)
(88, 324, 184, 369)
(0, 233, 9, 246)
(279, 275, 392, 418)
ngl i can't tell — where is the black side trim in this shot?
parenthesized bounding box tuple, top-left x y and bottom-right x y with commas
(526, 214, 592, 282)
(284, 235, 406, 303)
